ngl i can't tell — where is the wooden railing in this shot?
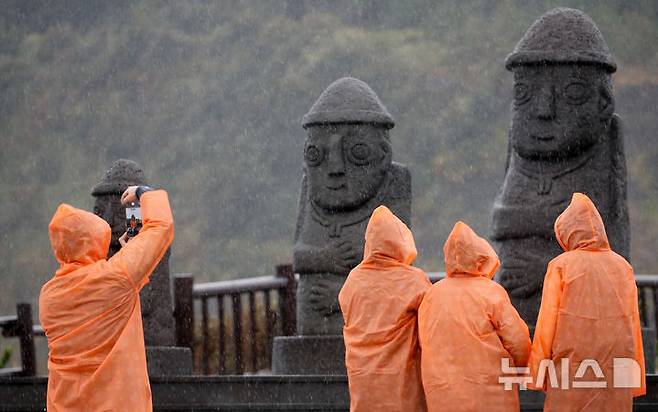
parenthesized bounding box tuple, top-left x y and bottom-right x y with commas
(637, 275, 658, 331)
(3, 270, 658, 376)
(0, 303, 44, 377)
(186, 264, 297, 375)
(188, 270, 658, 375)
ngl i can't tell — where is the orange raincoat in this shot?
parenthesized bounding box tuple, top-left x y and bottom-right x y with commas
(338, 206, 431, 412)
(419, 221, 531, 412)
(529, 193, 645, 411)
(40, 190, 174, 412)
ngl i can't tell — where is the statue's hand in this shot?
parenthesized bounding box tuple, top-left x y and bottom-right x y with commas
(308, 277, 342, 317)
(498, 268, 544, 298)
(293, 240, 361, 275)
(330, 240, 360, 274)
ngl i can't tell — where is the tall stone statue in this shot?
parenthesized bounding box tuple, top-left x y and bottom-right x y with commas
(92, 159, 175, 346)
(92, 159, 191, 375)
(294, 77, 411, 335)
(273, 77, 411, 374)
(491, 8, 629, 325)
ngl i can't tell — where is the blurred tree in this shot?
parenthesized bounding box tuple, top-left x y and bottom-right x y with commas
(0, 0, 657, 315)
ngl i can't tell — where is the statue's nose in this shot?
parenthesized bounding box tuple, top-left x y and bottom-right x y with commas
(533, 85, 556, 120)
(327, 137, 345, 177)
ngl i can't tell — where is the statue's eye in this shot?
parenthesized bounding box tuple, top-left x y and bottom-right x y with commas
(513, 83, 531, 106)
(347, 143, 371, 165)
(304, 145, 324, 167)
(564, 82, 591, 105)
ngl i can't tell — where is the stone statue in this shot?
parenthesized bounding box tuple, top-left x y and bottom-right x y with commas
(293, 77, 412, 336)
(491, 8, 629, 325)
(92, 159, 175, 347)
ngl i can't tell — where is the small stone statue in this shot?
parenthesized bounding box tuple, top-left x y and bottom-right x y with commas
(294, 77, 412, 335)
(491, 8, 630, 325)
(92, 159, 175, 346)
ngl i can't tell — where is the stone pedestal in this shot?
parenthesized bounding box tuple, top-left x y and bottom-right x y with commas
(146, 346, 193, 377)
(272, 336, 346, 375)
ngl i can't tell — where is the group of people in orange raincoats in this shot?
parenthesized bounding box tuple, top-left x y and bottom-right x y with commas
(340, 193, 645, 412)
(38, 182, 644, 412)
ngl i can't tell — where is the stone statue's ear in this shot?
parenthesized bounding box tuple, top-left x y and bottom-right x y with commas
(608, 113, 620, 143)
(598, 85, 614, 120)
(379, 141, 392, 162)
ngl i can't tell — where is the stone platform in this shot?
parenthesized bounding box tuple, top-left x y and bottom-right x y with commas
(272, 336, 346, 375)
(146, 346, 193, 377)
(2, 375, 658, 411)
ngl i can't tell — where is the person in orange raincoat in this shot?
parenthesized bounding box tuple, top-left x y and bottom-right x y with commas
(338, 205, 431, 412)
(528, 193, 645, 411)
(39, 185, 173, 411)
(419, 221, 531, 412)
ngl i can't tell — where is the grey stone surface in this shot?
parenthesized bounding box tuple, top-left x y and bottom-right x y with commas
(302, 77, 395, 129)
(272, 336, 346, 375)
(492, 8, 629, 325)
(92, 159, 148, 256)
(146, 346, 193, 377)
(92, 159, 177, 347)
(293, 77, 411, 336)
(505, 8, 616, 71)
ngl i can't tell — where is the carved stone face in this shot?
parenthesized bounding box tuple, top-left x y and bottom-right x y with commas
(93, 194, 125, 256)
(510, 65, 613, 160)
(304, 124, 391, 212)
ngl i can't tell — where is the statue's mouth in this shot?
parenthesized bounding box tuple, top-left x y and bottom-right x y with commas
(326, 184, 346, 191)
(532, 135, 555, 141)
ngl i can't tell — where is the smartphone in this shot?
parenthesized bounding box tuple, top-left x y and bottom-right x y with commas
(125, 202, 142, 237)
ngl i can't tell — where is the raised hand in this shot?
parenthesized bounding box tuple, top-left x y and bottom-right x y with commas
(120, 186, 139, 205)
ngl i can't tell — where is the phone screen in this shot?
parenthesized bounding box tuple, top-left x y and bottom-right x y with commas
(125, 203, 142, 236)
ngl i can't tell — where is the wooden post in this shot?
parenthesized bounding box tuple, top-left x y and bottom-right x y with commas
(264, 290, 274, 367)
(201, 298, 209, 375)
(653, 287, 658, 345)
(231, 293, 243, 374)
(218, 296, 226, 374)
(248, 292, 258, 372)
(173, 274, 194, 350)
(16, 303, 35, 377)
(643, 287, 656, 329)
(276, 264, 296, 336)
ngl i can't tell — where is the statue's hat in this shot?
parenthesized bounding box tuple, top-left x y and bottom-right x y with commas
(302, 77, 395, 129)
(91, 159, 147, 196)
(505, 8, 616, 73)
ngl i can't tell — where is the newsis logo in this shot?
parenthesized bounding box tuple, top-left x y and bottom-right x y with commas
(499, 358, 643, 390)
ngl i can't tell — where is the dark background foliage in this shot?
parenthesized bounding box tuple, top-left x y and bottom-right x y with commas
(1, 0, 657, 315)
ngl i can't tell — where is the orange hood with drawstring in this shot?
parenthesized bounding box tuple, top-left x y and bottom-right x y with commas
(529, 193, 645, 411)
(39, 190, 174, 412)
(338, 206, 431, 412)
(418, 221, 530, 412)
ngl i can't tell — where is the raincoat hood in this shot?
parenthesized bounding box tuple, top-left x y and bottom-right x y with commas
(554, 192, 610, 252)
(48, 203, 111, 272)
(444, 221, 500, 278)
(363, 205, 417, 265)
